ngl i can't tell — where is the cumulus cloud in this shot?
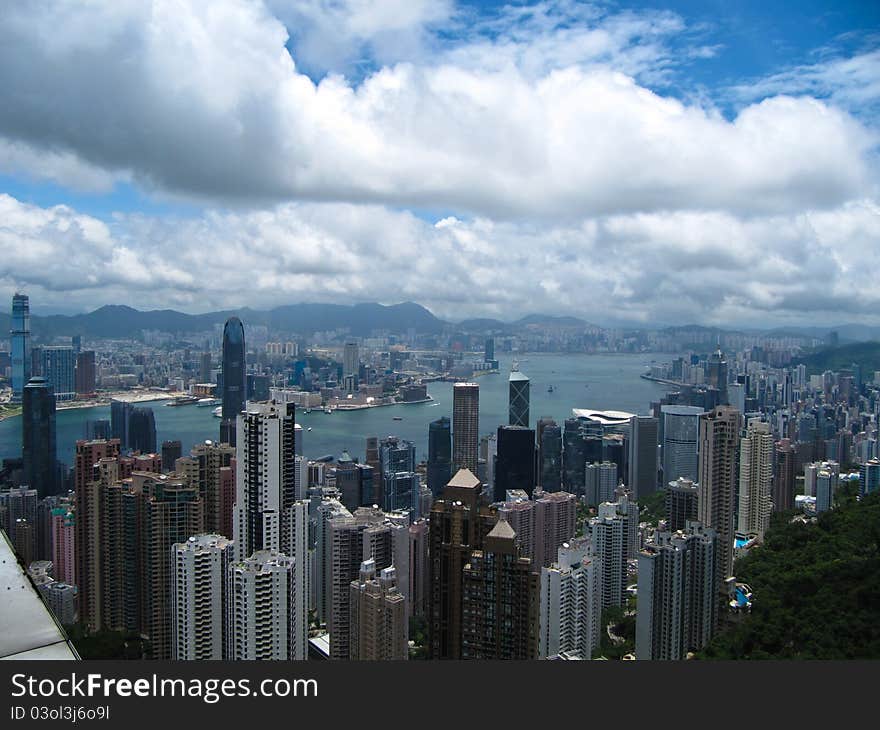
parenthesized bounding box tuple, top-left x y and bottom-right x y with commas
(0, 1, 877, 327)
(0, 0, 874, 220)
(2, 193, 880, 328)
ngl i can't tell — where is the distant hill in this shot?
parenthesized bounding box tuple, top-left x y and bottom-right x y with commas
(793, 341, 880, 376)
(0, 301, 445, 340)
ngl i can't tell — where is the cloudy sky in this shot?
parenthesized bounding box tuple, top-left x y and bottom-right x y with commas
(0, 0, 878, 327)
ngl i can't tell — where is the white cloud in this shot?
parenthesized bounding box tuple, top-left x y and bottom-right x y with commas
(2, 193, 880, 327)
(0, 0, 873, 220)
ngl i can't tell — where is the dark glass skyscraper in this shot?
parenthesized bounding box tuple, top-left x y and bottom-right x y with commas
(221, 316, 246, 446)
(494, 425, 536, 501)
(22, 377, 57, 497)
(538, 418, 562, 491)
(129, 407, 157, 454)
(10, 293, 30, 403)
(427, 416, 452, 496)
(508, 367, 530, 428)
(110, 399, 133, 450)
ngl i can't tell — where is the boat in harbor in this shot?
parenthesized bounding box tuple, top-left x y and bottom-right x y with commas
(547, 385, 554, 392)
(197, 397, 220, 407)
(323, 406, 332, 414)
(166, 395, 199, 406)
(212, 406, 222, 418)
(392, 416, 403, 421)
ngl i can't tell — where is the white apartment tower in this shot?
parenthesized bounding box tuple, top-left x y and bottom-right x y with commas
(227, 549, 301, 660)
(539, 538, 602, 660)
(233, 400, 297, 561)
(172, 534, 234, 660)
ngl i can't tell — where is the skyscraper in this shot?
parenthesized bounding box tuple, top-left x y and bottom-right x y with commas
(220, 316, 246, 446)
(585, 461, 617, 506)
(508, 366, 530, 427)
(661, 405, 703, 484)
(589, 493, 639, 611)
(698, 405, 742, 587)
(161, 440, 182, 472)
(343, 341, 359, 389)
(41, 346, 76, 401)
(74, 350, 96, 397)
(666, 477, 699, 532)
(227, 550, 301, 660)
(773, 438, 796, 513)
(10, 293, 30, 403)
(627, 415, 659, 499)
(378, 436, 419, 513)
(176, 440, 236, 538)
(707, 349, 729, 405)
(110, 399, 132, 451)
(493, 425, 536, 501)
(128, 407, 156, 454)
(428, 469, 494, 659)
(461, 519, 539, 659)
(860, 458, 880, 497)
(537, 418, 562, 491)
(233, 400, 297, 561)
(349, 560, 408, 660)
(427, 416, 452, 496)
(737, 419, 773, 540)
(452, 383, 479, 473)
(172, 534, 234, 660)
(539, 538, 601, 660)
(484, 337, 495, 363)
(636, 522, 718, 660)
(22, 377, 57, 497)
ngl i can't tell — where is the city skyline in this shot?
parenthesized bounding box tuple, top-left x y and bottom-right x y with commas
(0, 1, 877, 327)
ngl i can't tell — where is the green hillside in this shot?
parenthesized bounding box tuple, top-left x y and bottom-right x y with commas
(701, 487, 880, 659)
(794, 341, 880, 376)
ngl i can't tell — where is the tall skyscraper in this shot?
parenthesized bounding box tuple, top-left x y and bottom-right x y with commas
(427, 416, 452, 496)
(10, 293, 30, 403)
(428, 469, 494, 659)
(172, 534, 234, 660)
(227, 550, 301, 660)
(493, 425, 536, 501)
(585, 461, 618, 506)
(627, 415, 659, 499)
(661, 405, 703, 484)
(698, 405, 742, 586)
(815, 466, 838, 513)
(636, 522, 718, 660)
(220, 316, 246, 446)
(161, 440, 182, 472)
(461, 519, 539, 659)
(378, 436, 419, 514)
(508, 366, 530, 427)
(539, 538, 601, 660)
(74, 350, 96, 397)
(589, 494, 639, 611)
(110, 399, 132, 451)
(50, 506, 75, 586)
(22, 377, 58, 497)
(349, 560, 408, 660)
(73, 439, 121, 633)
(128, 406, 156, 454)
(484, 337, 495, 363)
(773, 439, 796, 513)
(199, 352, 212, 383)
(233, 400, 297, 561)
(737, 419, 773, 540)
(666, 477, 699, 532)
(537, 418, 562, 491)
(452, 383, 479, 473)
(138, 473, 203, 660)
(707, 349, 729, 405)
(562, 418, 588, 495)
(176, 440, 236, 538)
(343, 341, 359, 388)
(41, 346, 76, 401)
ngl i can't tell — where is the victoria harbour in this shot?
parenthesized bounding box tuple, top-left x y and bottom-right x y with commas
(0, 352, 672, 466)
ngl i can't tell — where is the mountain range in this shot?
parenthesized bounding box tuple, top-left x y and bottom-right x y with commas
(0, 300, 871, 342)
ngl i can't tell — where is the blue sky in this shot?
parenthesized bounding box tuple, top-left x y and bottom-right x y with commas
(0, 0, 878, 326)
